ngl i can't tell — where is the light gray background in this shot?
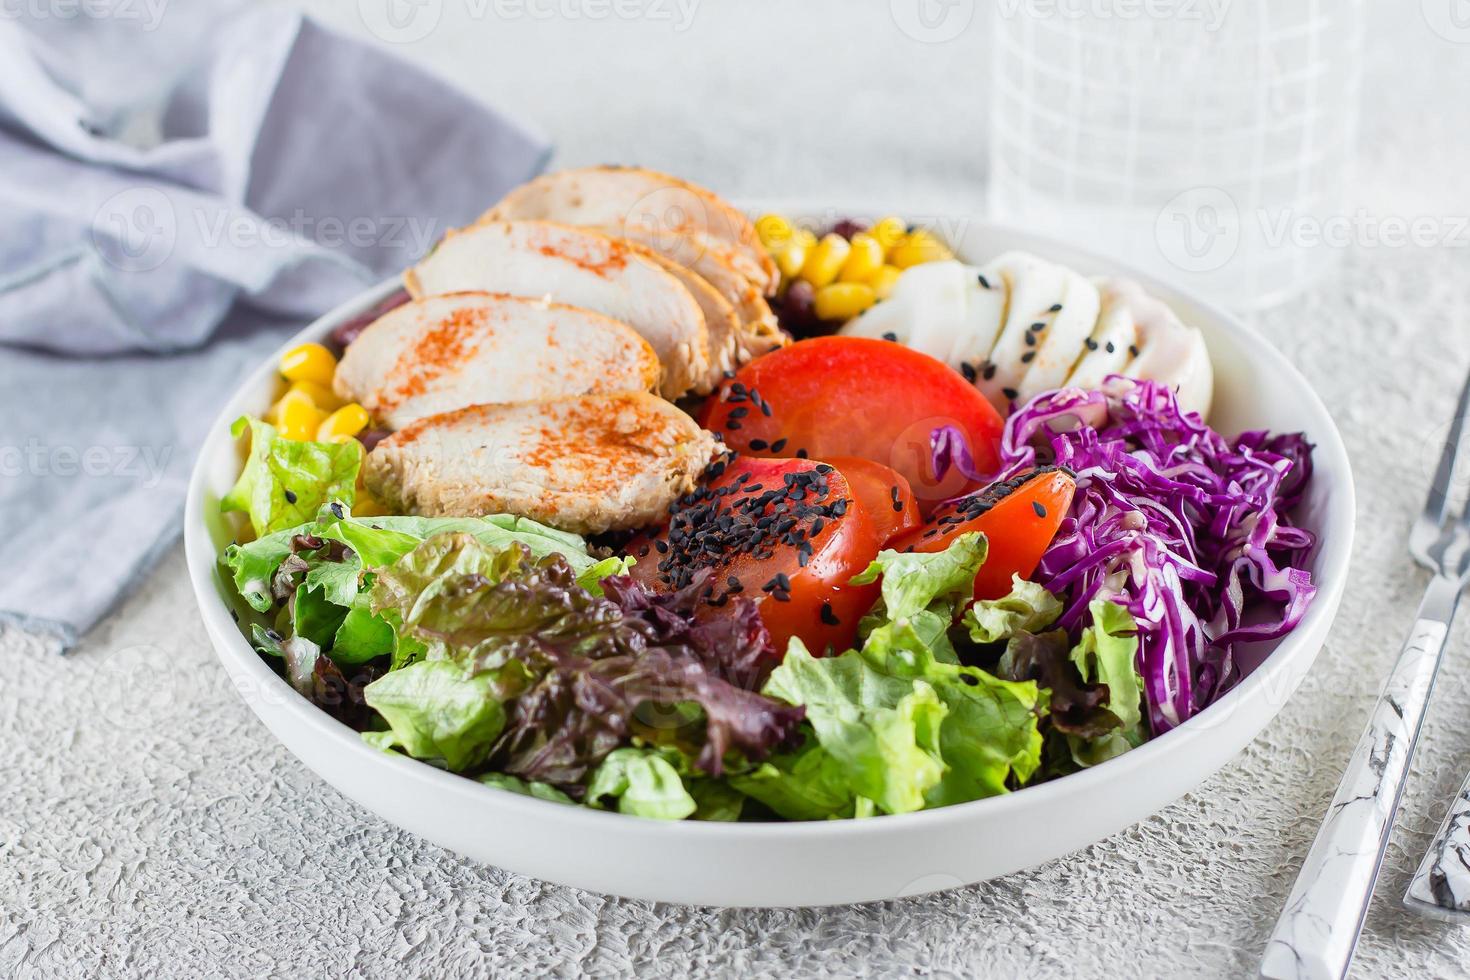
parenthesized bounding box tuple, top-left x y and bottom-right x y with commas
(6, 2, 1470, 977)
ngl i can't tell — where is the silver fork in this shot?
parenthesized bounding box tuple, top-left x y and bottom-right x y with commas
(1259, 368, 1470, 980)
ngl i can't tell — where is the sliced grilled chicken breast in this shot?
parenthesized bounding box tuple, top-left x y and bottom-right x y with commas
(365, 393, 718, 534)
(671, 242, 786, 360)
(480, 165, 777, 292)
(333, 292, 660, 429)
(407, 221, 709, 400)
(638, 250, 740, 392)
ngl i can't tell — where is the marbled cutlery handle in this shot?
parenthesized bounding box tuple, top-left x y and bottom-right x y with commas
(1404, 770, 1470, 921)
(1260, 576, 1460, 980)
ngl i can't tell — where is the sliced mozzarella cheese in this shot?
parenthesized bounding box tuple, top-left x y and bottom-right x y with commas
(1015, 267, 1100, 402)
(1066, 278, 1143, 391)
(1092, 278, 1214, 418)
(975, 252, 1080, 408)
(840, 260, 1007, 374)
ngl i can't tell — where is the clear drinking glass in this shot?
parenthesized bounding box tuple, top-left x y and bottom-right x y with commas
(987, 0, 1367, 310)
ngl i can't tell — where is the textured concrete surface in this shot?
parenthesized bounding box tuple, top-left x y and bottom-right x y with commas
(6, 2, 1470, 977)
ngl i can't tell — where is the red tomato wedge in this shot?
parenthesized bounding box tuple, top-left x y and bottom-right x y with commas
(822, 456, 921, 548)
(891, 468, 1076, 601)
(626, 456, 882, 657)
(699, 337, 1005, 513)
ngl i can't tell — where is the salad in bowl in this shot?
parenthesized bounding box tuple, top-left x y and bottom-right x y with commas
(211, 167, 1319, 824)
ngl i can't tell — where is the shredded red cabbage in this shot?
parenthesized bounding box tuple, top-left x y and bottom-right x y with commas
(933, 378, 1316, 734)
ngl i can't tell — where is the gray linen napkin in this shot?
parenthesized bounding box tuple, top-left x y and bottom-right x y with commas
(0, 8, 551, 646)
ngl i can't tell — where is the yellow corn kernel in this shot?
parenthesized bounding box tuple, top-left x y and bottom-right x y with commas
(756, 213, 795, 251)
(813, 282, 877, 322)
(869, 216, 908, 255)
(799, 234, 851, 289)
(279, 342, 337, 386)
(317, 403, 370, 442)
(888, 229, 953, 268)
(838, 233, 885, 283)
(287, 379, 343, 412)
(352, 489, 390, 517)
(870, 264, 904, 300)
(277, 390, 328, 441)
(775, 238, 811, 279)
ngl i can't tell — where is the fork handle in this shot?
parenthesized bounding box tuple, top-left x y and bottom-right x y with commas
(1404, 768, 1470, 920)
(1259, 575, 1460, 980)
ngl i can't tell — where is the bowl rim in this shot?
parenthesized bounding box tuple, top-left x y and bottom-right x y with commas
(183, 211, 1356, 841)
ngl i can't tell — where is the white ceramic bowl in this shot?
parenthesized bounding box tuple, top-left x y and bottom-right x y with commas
(184, 213, 1355, 908)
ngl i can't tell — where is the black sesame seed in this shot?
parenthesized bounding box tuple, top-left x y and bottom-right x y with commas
(723, 368, 736, 379)
(1024, 333, 1037, 347)
(1020, 350, 1036, 363)
(727, 419, 742, 430)
(1085, 338, 1099, 351)
(982, 362, 997, 381)
(655, 539, 669, 554)
(749, 439, 769, 451)
(960, 362, 977, 382)
(820, 603, 840, 626)
(1030, 322, 1045, 332)
(283, 489, 297, 504)
(1003, 387, 1018, 400)
(977, 273, 991, 289)
(329, 502, 344, 519)
(1049, 303, 1063, 312)
(728, 406, 749, 419)
(1032, 501, 1047, 518)
(881, 332, 898, 342)
(1129, 344, 1140, 357)
(771, 438, 788, 453)
(796, 448, 809, 458)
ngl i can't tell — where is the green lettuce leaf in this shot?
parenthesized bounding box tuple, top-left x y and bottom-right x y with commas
(851, 531, 989, 622)
(361, 660, 508, 772)
(688, 778, 746, 821)
(478, 773, 575, 805)
(861, 619, 1043, 805)
(964, 574, 1064, 643)
(585, 748, 697, 820)
(220, 416, 361, 535)
(762, 640, 948, 815)
(331, 601, 396, 664)
(1066, 600, 1144, 767)
(729, 736, 855, 820)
